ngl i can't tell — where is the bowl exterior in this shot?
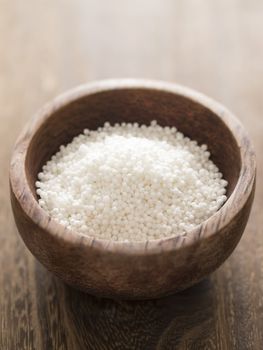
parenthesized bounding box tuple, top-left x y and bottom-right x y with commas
(9, 80, 256, 299)
(10, 181, 255, 300)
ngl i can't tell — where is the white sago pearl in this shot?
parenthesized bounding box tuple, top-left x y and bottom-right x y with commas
(36, 120, 228, 241)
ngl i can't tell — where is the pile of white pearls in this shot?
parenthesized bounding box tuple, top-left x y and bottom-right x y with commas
(36, 121, 228, 241)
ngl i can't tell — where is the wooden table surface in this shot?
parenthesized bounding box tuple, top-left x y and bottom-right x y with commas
(1, 1, 263, 349)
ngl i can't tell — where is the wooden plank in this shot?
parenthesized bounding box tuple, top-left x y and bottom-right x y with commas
(0, 0, 262, 348)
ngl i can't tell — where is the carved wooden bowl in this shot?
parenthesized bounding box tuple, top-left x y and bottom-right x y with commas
(10, 80, 256, 299)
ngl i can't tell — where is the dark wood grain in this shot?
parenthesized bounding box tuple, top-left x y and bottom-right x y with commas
(10, 81, 256, 300)
(1, 0, 263, 349)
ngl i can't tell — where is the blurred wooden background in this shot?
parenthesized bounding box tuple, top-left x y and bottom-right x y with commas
(1, 1, 263, 349)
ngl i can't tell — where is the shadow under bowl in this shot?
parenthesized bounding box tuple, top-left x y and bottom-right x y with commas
(10, 79, 256, 299)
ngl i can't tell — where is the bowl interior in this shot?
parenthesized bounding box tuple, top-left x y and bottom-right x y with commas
(26, 88, 241, 201)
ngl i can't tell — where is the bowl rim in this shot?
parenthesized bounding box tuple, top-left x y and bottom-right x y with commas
(10, 79, 256, 255)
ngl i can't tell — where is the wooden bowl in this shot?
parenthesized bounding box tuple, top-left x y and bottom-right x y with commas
(10, 80, 256, 300)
